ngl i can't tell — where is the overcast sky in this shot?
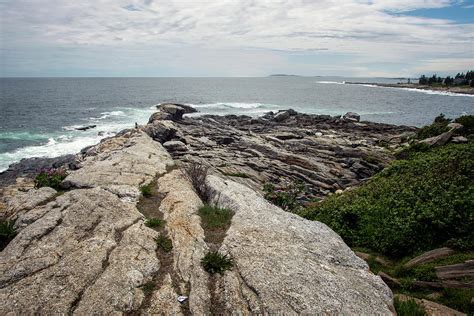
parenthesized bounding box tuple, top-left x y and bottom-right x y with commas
(1, 0, 473, 77)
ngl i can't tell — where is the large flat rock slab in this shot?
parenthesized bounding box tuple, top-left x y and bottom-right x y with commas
(0, 188, 159, 314)
(64, 130, 173, 200)
(207, 175, 394, 314)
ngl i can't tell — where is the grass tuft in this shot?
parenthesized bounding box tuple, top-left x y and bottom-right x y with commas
(201, 251, 234, 275)
(140, 184, 153, 197)
(145, 218, 164, 228)
(155, 235, 173, 252)
(199, 205, 234, 230)
(0, 220, 17, 251)
(394, 297, 426, 316)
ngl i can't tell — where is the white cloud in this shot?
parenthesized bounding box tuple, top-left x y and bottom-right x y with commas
(1, 0, 472, 76)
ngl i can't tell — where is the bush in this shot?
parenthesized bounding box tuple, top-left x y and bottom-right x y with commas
(34, 168, 68, 190)
(300, 143, 474, 258)
(155, 235, 173, 252)
(140, 184, 153, 197)
(454, 115, 474, 136)
(183, 163, 213, 202)
(201, 251, 234, 275)
(199, 205, 233, 230)
(394, 297, 426, 316)
(395, 142, 431, 160)
(416, 114, 451, 140)
(0, 220, 17, 251)
(263, 181, 306, 212)
(145, 218, 164, 228)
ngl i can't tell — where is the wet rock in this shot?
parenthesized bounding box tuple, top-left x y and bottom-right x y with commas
(157, 103, 197, 114)
(343, 112, 361, 122)
(273, 111, 291, 122)
(75, 124, 96, 131)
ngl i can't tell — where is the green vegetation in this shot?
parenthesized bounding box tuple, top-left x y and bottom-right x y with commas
(140, 281, 156, 294)
(201, 251, 234, 275)
(34, 168, 68, 190)
(418, 70, 474, 86)
(145, 218, 164, 228)
(199, 205, 234, 230)
(416, 114, 450, 140)
(263, 181, 307, 212)
(299, 142, 474, 258)
(394, 297, 426, 316)
(455, 115, 474, 136)
(140, 184, 153, 197)
(0, 220, 17, 251)
(155, 235, 173, 252)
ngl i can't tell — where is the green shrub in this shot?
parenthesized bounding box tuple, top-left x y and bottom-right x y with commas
(145, 218, 164, 228)
(394, 297, 426, 316)
(439, 288, 474, 314)
(155, 235, 173, 252)
(395, 142, 431, 160)
(416, 114, 451, 140)
(141, 281, 156, 294)
(222, 171, 250, 178)
(201, 251, 234, 275)
(34, 168, 68, 190)
(263, 181, 306, 212)
(0, 220, 17, 251)
(199, 205, 234, 229)
(300, 143, 474, 258)
(454, 115, 474, 136)
(140, 184, 153, 197)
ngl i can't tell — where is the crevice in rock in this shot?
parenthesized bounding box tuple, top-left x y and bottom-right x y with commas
(135, 173, 191, 315)
(69, 218, 140, 314)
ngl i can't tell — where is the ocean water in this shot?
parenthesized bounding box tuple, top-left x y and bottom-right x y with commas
(1, 77, 473, 172)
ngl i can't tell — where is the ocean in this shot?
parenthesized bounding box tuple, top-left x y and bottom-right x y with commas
(1, 77, 473, 172)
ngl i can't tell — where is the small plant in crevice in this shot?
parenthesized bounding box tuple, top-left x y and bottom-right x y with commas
(140, 184, 153, 197)
(393, 297, 426, 316)
(140, 281, 156, 295)
(199, 205, 234, 230)
(182, 162, 214, 202)
(145, 218, 164, 228)
(155, 235, 173, 252)
(0, 220, 17, 251)
(34, 168, 68, 190)
(263, 181, 307, 212)
(201, 251, 234, 275)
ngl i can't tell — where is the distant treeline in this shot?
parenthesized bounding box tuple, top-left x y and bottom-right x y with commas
(419, 70, 474, 87)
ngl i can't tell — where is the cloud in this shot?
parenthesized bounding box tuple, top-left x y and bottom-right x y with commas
(1, 0, 472, 76)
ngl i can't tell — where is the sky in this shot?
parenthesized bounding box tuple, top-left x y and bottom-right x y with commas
(0, 0, 473, 77)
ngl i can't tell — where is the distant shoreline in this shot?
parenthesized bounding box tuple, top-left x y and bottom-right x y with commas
(345, 82, 474, 95)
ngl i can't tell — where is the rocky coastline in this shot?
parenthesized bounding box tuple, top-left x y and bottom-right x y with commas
(346, 82, 474, 95)
(0, 104, 429, 314)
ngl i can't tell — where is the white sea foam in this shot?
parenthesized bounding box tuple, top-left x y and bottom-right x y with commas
(363, 84, 474, 98)
(316, 81, 345, 85)
(0, 106, 157, 172)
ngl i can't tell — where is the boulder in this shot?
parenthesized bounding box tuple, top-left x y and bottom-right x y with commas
(395, 294, 465, 316)
(144, 120, 180, 143)
(163, 140, 188, 152)
(157, 103, 197, 114)
(148, 111, 173, 123)
(273, 111, 291, 122)
(206, 175, 393, 315)
(378, 272, 401, 289)
(343, 112, 361, 122)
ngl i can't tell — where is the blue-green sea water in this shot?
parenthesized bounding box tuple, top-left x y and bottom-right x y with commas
(1, 77, 473, 171)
